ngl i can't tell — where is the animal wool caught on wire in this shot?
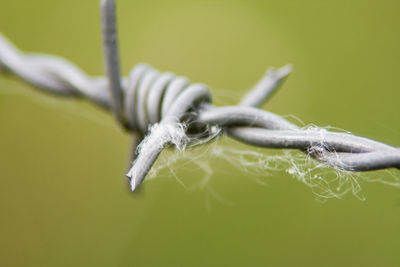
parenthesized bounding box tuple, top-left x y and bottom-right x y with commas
(0, 0, 399, 194)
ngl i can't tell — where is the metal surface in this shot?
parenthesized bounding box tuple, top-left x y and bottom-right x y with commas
(0, 0, 398, 191)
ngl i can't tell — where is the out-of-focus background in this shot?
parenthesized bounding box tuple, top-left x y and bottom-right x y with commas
(1, 0, 400, 266)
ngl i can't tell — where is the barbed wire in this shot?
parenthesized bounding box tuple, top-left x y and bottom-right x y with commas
(0, 0, 399, 192)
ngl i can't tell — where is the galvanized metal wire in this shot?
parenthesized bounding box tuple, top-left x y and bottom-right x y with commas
(1, 0, 399, 191)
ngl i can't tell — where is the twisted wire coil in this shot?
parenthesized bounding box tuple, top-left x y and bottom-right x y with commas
(1, 4, 399, 191)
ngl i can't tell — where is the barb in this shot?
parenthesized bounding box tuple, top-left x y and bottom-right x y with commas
(0, 0, 399, 192)
(101, 0, 125, 126)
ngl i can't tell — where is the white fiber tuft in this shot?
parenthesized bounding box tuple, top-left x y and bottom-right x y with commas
(139, 123, 400, 200)
(137, 121, 190, 156)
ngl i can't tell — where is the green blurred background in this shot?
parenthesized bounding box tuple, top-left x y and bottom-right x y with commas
(1, 0, 400, 266)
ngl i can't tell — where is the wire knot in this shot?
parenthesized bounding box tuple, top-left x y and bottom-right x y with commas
(123, 64, 211, 134)
(122, 64, 213, 190)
